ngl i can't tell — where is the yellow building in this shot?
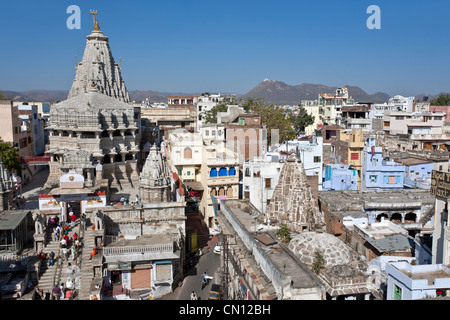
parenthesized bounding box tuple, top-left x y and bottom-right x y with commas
(331, 129, 365, 189)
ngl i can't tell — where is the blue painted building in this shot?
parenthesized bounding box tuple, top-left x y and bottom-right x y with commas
(362, 142, 405, 190)
(394, 158, 433, 189)
(322, 164, 358, 190)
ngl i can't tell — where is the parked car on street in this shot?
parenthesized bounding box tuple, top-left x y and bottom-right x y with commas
(208, 284, 221, 300)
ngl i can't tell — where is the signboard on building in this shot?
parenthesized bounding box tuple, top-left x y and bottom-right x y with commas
(431, 170, 450, 199)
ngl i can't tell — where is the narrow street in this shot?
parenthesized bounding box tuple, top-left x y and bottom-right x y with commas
(162, 235, 221, 300)
(21, 166, 49, 210)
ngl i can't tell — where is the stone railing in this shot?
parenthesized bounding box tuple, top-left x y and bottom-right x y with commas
(0, 252, 35, 263)
(103, 243, 174, 256)
(323, 274, 374, 291)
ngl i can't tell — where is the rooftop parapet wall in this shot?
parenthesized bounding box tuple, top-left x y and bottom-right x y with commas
(220, 200, 290, 299)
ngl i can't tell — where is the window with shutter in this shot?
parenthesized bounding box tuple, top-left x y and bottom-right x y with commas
(156, 264, 172, 281)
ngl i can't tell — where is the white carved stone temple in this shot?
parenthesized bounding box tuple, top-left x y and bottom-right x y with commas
(44, 23, 140, 192)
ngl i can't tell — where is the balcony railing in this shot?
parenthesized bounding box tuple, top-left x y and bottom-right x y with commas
(103, 243, 174, 256)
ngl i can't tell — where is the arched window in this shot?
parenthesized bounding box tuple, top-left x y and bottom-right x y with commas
(391, 213, 402, 223)
(404, 213, 417, 223)
(210, 188, 217, 197)
(184, 147, 192, 159)
(219, 167, 228, 177)
(229, 167, 236, 176)
(376, 213, 389, 222)
(227, 187, 233, 198)
(210, 168, 218, 177)
(218, 187, 225, 196)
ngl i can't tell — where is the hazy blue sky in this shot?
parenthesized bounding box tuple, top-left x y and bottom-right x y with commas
(1, 0, 449, 96)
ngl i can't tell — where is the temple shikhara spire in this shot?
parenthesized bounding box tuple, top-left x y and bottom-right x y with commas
(68, 10, 131, 103)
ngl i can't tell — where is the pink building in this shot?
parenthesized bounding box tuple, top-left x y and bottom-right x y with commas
(429, 106, 450, 122)
(383, 111, 446, 135)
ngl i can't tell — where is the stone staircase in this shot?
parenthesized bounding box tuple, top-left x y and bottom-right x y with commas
(35, 231, 62, 297)
(19, 229, 62, 299)
(77, 224, 97, 300)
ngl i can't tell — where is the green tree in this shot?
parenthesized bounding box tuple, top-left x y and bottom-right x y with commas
(240, 97, 296, 144)
(277, 224, 291, 245)
(312, 250, 325, 274)
(0, 139, 20, 172)
(289, 108, 315, 135)
(241, 97, 267, 113)
(202, 103, 229, 124)
(430, 93, 450, 106)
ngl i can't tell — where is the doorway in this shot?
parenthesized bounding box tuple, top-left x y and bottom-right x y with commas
(66, 201, 81, 222)
(111, 271, 122, 286)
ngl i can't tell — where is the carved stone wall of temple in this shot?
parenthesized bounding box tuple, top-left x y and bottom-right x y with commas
(265, 153, 325, 233)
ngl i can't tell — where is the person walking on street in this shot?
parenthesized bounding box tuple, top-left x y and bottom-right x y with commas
(201, 272, 209, 289)
(190, 291, 198, 300)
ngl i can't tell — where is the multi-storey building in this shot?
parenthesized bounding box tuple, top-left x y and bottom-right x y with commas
(200, 143, 239, 227)
(322, 164, 358, 191)
(302, 87, 355, 135)
(331, 129, 365, 189)
(242, 156, 284, 214)
(225, 114, 267, 165)
(196, 93, 235, 130)
(0, 101, 46, 183)
(168, 95, 197, 110)
(319, 87, 355, 125)
(341, 104, 371, 131)
(361, 138, 405, 190)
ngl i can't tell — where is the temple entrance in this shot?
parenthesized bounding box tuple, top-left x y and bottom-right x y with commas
(65, 201, 81, 222)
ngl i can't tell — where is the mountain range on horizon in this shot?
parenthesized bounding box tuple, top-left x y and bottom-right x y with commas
(1, 80, 440, 105)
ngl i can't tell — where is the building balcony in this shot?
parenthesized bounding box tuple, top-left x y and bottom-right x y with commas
(206, 176, 239, 186)
(410, 133, 450, 141)
(205, 157, 239, 166)
(349, 141, 365, 149)
(103, 243, 174, 256)
(347, 118, 370, 125)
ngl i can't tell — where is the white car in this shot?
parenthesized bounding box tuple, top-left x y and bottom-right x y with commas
(213, 244, 222, 254)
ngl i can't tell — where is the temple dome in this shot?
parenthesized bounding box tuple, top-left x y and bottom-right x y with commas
(288, 232, 354, 268)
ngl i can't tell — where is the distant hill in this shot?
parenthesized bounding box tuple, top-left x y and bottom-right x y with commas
(239, 80, 392, 105)
(129, 90, 169, 103)
(2, 81, 394, 105)
(1, 89, 189, 104)
(2, 90, 69, 103)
